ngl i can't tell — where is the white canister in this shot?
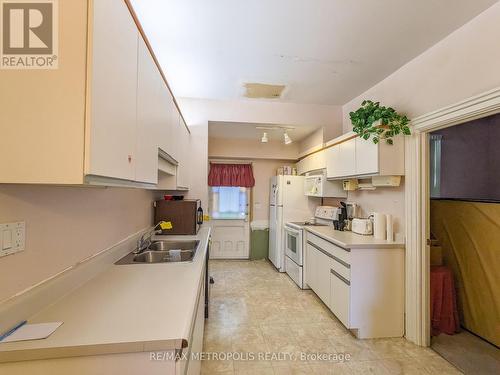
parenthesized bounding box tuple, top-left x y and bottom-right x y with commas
(386, 214, 394, 242)
(373, 212, 387, 240)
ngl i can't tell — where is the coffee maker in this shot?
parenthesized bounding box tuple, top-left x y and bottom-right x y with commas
(335, 201, 358, 231)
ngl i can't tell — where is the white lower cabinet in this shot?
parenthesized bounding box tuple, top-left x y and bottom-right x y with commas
(304, 242, 317, 290)
(184, 272, 205, 375)
(305, 231, 404, 339)
(311, 243, 332, 307)
(3, 267, 207, 375)
(330, 268, 350, 328)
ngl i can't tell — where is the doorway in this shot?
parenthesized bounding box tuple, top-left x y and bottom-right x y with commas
(427, 117, 500, 374)
(209, 186, 250, 259)
(405, 87, 500, 349)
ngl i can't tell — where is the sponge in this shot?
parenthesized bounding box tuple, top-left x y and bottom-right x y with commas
(159, 221, 173, 230)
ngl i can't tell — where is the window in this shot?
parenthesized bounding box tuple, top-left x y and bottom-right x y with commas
(429, 134, 442, 198)
(210, 186, 248, 219)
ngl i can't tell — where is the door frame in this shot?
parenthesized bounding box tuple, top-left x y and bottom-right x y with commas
(404, 86, 500, 346)
(208, 159, 253, 259)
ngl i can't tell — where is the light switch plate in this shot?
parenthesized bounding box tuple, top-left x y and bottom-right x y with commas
(0, 222, 25, 258)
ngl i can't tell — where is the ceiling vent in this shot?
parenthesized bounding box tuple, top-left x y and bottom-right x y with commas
(243, 83, 285, 99)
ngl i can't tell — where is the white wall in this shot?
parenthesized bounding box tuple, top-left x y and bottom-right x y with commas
(338, 2, 500, 233)
(298, 127, 325, 157)
(180, 97, 342, 129)
(343, 2, 500, 129)
(208, 137, 299, 160)
(0, 186, 157, 302)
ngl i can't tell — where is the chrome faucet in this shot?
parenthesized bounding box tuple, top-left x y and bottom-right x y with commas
(134, 222, 168, 254)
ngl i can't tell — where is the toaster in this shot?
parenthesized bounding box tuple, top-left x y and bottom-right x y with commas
(351, 218, 373, 235)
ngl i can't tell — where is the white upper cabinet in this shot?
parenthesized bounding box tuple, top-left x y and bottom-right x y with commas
(325, 146, 339, 179)
(0, 0, 193, 189)
(297, 150, 326, 175)
(135, 36, 160, 184)
(158, 86, 174, 155)
(326, 138, 356, 179)
(326, 133, 404, 179)
(355, 137, 378, 176)
(338, 139, 356, 177)
(86, 0, 191, 187)
(86, 0, 139, 181)
(169, 107, 181, 162)
(176, 117, 191, 190)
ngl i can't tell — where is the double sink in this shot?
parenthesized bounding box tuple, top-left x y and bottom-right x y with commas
(115, 240, 200, 265)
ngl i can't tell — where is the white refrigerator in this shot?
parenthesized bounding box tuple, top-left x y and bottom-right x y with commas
(269, 175, 312, 272)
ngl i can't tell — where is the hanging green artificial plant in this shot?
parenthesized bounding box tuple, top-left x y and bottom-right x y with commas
(349, 100, 411, 145)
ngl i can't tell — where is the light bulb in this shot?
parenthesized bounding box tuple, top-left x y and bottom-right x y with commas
(284, 132, 292, 145)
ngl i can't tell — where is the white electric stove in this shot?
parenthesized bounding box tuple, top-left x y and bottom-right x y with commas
(284, 206, 339, 289)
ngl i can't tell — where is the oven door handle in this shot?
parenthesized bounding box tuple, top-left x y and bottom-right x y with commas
(284, 226, 301, 236)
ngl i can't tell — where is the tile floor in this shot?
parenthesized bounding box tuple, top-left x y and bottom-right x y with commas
(432, 330, 500, 374)
(202, 259, 462, 375)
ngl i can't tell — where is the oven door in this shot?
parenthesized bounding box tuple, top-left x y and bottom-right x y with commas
(284, 225, 303, 265)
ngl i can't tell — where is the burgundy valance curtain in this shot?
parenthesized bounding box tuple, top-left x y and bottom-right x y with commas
(208, 163, 255, 187)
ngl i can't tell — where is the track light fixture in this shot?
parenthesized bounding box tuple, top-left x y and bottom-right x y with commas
(261, 132, 268, 143)
(255, 126, 294, 144)
(284, 131, 292, 145)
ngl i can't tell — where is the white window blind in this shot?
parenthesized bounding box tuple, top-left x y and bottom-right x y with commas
(210, 186, 248, 220)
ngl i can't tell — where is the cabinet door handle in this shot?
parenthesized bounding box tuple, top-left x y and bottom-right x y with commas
(331, 254, 350, 269)
(309, 233, 350, 252)
(307, 241, 350, 269)
(331, 269, 350, 286)
(307, 241, 331, 257)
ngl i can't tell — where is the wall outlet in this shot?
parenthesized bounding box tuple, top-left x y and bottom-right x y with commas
(0, 222, 25, 258)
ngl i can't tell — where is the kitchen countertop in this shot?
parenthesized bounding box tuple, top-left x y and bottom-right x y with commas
(0, 227, 211, 363)
(305, 226, 404, 249)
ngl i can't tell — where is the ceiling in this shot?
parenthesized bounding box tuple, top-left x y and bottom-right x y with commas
(208, 121, 317, 142)
(131, 0, 496, 106)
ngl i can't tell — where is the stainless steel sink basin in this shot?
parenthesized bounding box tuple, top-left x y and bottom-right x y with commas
(133, 251, 170, 263)
(115, 240, 199, 265)
(147, 240, 199, 252)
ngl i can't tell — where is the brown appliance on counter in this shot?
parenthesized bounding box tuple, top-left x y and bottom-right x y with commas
(154, 199, 203, 235)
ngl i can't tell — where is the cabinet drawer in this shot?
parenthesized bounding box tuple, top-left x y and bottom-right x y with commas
(330, 254, 350, 281)
(307, 240, 350, 281)
(307, 232, 350, 265)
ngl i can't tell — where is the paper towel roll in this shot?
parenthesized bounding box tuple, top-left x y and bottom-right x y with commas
(373, 213, 387, 240)
(386, 214, 393, 242)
